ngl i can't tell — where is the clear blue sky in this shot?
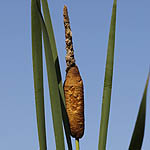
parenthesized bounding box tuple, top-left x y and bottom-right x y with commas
(0, 0, 150, 149)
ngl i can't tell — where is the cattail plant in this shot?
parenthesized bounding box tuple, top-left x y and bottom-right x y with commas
(31, 0, 150, 150)
(63, 5, 84, 149)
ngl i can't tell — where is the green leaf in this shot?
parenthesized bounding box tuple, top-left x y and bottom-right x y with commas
(40, 0, 58, 61)
(98, 0, 117, 149)
(36, 1, 66, 149)
(40, 0, 72, 149)
(129, 72, 150, 150)
(40, 0, 64, 101)
(31, 0, 47, 149)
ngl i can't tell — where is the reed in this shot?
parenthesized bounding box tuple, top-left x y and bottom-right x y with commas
(31, 0, 150, 149)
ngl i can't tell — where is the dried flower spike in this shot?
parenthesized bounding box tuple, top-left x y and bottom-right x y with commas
(63, 5, 84, 139)
(63, 5, 75, 72)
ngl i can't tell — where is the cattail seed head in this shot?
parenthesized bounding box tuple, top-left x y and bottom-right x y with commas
(63, 5, 84, 139)
(64, 65, 84, 139)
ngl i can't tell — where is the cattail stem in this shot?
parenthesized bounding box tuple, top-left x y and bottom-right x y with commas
(76, 139, 80, 150)
(63, 5, 75, 72)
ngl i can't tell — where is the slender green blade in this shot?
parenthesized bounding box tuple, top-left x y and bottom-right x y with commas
(40, 0, 58, 61)
(40, 0, 64, 102)
(98, 0, 117, 149)
(36, 2, 65, 149)
(40, 0, 72, 149)
(129, 72, 150, 150)
(31, 0, 47, 149)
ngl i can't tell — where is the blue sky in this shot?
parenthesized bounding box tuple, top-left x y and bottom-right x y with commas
(0, 0, 150, 149)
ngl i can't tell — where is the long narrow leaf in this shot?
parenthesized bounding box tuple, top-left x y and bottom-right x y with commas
(40, 0, 72, 149)
(129, 72, 150, 150)
(31, 0, 47, 149)
(36, 2, 65, 149)
(41, 0, 65, 102)
(98, 0, 117, 149)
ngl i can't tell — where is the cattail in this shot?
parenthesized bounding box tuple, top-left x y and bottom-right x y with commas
(63, 5, 84, 139)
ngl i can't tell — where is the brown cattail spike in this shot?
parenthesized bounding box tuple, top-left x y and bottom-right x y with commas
(63, 5, 84, 139)
(63, 5, 75, 72)
(64, 65, 84, 139)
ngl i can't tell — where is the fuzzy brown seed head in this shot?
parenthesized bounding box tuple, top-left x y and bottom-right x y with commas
(64, 65, 84, 139)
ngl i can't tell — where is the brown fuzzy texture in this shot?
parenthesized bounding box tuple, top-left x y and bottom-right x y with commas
(64, 65, 84, 139)
(63, 5, 75, 72)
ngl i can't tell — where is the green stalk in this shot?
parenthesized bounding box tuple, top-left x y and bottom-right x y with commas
(35, 2, 66, 149)
(40, 0, 65, 103)
(31, 0, 47, 149)
(129, 72, 150, 150)
(40, 0, 72, 149)
(98, 0, 117, 149)
(76, 139, 80, 150)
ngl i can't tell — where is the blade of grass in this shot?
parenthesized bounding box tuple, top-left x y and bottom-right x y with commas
(40, 0, 65, 102)
(31, 0, 47, 149)
(98, 0, 117, 149)
(129, 72, 150, 150)
(40, 0, 72, 149)
(36, 1, 66, 149)
(40, 0, 58, 60)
